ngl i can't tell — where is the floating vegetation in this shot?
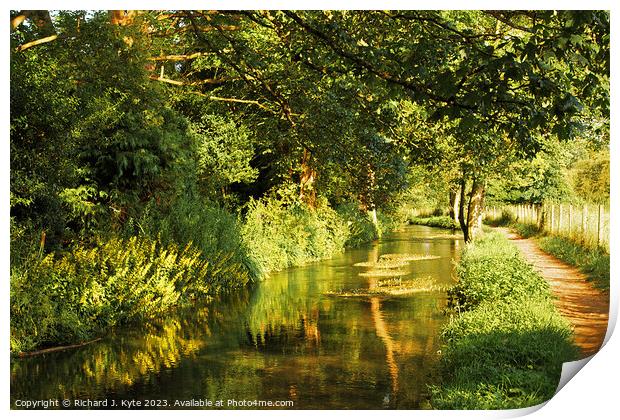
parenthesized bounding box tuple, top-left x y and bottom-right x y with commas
(358, 269, 410, 278)
(353, 260, 409, 269)
(378, 253, 441, 262)
(325, 276, 444, 297)
(421, 234, 463, 240)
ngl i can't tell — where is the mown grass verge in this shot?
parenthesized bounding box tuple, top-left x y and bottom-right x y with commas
(408, 215, 459, 230)
(430, 232, 578, 409)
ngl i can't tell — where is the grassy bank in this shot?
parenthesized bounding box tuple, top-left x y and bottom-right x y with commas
(486, 212, 610, 291)
(10, 194, 387, 354)
(408, 215, 459, 230)
(430, 232, 578, 409)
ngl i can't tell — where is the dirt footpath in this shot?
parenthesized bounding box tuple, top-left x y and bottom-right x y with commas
(496, 227, 610, 358)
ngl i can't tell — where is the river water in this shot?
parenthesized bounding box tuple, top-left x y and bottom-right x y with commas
(11, 225, 462, 409)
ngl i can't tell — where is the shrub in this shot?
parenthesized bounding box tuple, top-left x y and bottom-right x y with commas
(241, 195, 349, 273)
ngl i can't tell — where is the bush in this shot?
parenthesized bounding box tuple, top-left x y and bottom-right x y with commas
(432, 233, 578, 409)
(241, 194, 349, 273)
(10, 236, 219, 353)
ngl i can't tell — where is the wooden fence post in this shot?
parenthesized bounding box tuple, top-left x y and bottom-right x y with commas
(582, 204, 588, 245)
(598, 204, 603, 247)
(568, 204, 573, 238)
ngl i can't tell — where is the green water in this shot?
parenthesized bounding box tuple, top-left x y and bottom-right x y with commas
(11, 225, 462, 409)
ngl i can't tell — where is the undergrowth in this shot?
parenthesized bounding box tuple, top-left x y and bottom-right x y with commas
(10, 236, 221, 353)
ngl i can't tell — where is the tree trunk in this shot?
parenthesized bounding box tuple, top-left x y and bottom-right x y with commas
(13, 11, 56, 35)
(465, 178, 486, 242)
(365, 164, 378, 229)
(299, 148, 317, 208)
(457, 174, 486, 242)
(458, 177, 468, 240)
(369, 208, 378, 226)
(449, 184, 461, 226)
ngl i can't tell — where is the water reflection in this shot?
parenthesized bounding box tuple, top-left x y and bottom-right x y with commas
(11, 225, 461, 409)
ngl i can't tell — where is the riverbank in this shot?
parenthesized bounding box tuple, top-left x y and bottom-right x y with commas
(10, 198, 391, 354)
(430, 232, 578, 409)
(407, 215, 459, 230)
(11, 224, 458, 408)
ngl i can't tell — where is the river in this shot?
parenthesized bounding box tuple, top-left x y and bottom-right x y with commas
(10, 225, 462, 409)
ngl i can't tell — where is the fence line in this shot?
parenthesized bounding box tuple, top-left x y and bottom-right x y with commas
(486, 202, 610, 251)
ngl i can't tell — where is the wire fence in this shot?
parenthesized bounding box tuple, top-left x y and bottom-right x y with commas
(486, 202, 610, 251)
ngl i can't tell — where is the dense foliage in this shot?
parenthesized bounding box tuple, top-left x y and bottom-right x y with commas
(11, 236, 212, 352)
(407, 216, 459, 230)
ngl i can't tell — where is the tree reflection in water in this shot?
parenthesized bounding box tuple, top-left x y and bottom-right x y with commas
(11, 225, 460, 409)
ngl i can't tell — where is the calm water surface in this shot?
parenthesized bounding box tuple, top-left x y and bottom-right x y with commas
(11, 225, 462, 409)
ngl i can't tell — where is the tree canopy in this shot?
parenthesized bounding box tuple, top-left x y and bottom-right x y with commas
(10, 10, 609, 243)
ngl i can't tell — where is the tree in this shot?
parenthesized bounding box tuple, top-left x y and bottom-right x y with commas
(11, 10, 609, 243)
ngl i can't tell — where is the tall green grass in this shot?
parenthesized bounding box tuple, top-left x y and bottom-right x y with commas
(130, 193, 263, 285)
(447, 234, 549, 311)
(240, 196, 396, 273)
(241, 196, 350, 273)
(431, 233, 578, 409)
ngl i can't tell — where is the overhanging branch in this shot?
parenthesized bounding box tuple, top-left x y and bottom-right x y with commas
(14, 34, 59, 52)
